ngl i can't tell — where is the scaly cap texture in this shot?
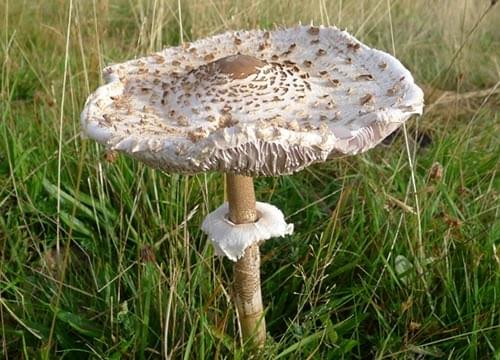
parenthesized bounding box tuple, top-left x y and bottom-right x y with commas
(81, 25, 424, 176)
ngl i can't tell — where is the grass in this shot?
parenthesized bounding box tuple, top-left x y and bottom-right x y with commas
(1, 0, 499, 358)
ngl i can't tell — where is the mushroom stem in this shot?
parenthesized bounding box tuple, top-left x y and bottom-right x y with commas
(226, 174, 266, 347)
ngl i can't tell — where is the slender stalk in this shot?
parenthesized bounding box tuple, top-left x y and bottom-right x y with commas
(226, 174, 266, 347)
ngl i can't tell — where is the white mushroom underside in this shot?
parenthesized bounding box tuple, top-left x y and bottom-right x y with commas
(201, 202, 294, 261)
(81, 25, 424, 176)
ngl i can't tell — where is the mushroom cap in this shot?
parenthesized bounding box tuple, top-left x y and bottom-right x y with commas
(81, 25, 424, 176)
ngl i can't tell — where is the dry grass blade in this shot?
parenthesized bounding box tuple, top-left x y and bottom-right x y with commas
(424, 83, 500, 112)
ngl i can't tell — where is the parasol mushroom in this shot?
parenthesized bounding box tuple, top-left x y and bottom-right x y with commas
(81, 25, 424, 347)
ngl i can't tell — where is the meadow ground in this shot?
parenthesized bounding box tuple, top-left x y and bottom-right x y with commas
(1, 0, 499, 358)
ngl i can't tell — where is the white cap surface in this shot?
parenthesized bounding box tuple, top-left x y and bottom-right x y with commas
(81, 25, 424, 176)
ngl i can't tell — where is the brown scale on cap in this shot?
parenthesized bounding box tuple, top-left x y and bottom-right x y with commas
(360, 93, 374, 105)
(387, 84, 401, 96)
(328, 79, 340, 87)
(207, 55, 267, 80)
(308, 26, 320, 35)
(356, 74, 374, 81)
(347, 42, 361, 51)
(187, 127, 209, 142)
(219, 114, 238, 128)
